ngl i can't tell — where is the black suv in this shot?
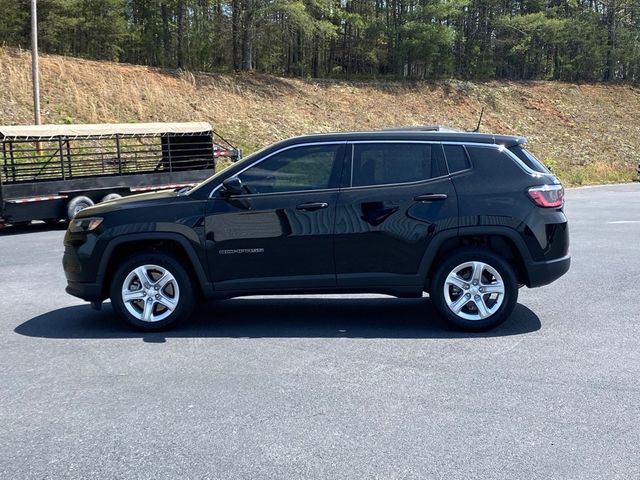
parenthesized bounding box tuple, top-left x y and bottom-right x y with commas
(63, 131, 570, 331)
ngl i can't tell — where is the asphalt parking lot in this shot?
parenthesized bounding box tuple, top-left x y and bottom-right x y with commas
(1, 183, 639, 479)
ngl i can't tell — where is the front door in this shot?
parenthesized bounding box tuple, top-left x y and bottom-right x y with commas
(205, 143, 345, 291)
(334, 141, 458, 288)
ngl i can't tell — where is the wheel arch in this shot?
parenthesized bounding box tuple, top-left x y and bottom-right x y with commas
(98, 233, 212, 299)
(420, 226, 533, 290)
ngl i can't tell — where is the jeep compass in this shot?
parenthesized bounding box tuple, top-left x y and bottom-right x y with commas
(63, 131, 570, 331)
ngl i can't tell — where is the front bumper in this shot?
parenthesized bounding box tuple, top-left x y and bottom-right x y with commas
(526, 254, 571, 288)
(63, 233, 105, 301)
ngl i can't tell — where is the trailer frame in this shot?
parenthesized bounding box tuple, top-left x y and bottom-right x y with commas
(0, 122, 240, 224)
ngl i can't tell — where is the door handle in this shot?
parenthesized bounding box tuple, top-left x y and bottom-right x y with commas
(414, 193, 448, 202)
(296, 202, 329, 211)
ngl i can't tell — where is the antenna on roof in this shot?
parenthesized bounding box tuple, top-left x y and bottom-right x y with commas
(471, 107, 484, 132)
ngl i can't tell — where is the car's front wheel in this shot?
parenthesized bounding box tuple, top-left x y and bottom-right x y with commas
(431, 248, 518, 331)
(109, 252, 195, 330)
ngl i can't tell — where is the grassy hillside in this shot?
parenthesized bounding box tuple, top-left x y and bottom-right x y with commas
(1, 48, 639, 185)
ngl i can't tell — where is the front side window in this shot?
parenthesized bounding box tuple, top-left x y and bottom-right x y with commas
(351, 143, 438, 187)
(238, 144, 342, 194)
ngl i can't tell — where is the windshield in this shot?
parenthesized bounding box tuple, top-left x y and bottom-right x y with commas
(508, 145, 551, 174)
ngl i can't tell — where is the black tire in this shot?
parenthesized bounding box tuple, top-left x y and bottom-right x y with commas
(67, 195, 94, 220)
(44, 219, 60, 226)
(430, 248, 518, 331)
(109, 252, 195, 331)
(100, 193, 122, 203)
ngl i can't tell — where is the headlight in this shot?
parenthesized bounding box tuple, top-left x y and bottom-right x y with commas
(68, 217, 103, 233)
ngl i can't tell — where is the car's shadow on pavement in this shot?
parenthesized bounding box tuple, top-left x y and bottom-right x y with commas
(15, 296, 541, 341)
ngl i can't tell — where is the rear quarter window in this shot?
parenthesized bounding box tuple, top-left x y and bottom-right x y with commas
(508, 146, 551, 174)
(466, 146, 528, 178)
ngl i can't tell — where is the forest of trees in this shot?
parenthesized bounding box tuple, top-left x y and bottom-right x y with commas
(1, 0, 640, 81)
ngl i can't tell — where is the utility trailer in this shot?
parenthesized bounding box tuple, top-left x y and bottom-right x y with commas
(0, 122, 240, 225)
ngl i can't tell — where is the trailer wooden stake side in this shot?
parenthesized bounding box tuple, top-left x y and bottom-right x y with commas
(0, 122, 240, 225)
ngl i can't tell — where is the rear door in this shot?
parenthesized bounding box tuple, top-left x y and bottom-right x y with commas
(205, 142, 346, 291)
(334, 141, 458, 288)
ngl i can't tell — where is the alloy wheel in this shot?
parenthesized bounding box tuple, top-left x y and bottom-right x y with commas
(443, 261, 505, 321)
(121, 264, 180, 323)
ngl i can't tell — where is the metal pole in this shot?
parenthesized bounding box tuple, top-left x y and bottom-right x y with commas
(31, 0, 41, 126)
(58, 137, 66, 180)
(115, 134, 122, 175)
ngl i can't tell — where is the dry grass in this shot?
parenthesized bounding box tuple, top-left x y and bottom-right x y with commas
(1, 48, 639, 185)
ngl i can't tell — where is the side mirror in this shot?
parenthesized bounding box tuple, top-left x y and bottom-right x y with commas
(221, 176, 243, 196)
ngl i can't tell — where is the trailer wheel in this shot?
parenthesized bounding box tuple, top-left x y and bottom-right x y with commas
(100, 193, 122, 203)
(67, 196, 94, 220)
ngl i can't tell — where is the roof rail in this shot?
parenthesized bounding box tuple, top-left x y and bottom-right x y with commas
(382, 125, 461, 133)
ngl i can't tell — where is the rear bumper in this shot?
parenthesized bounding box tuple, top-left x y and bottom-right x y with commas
(526, 254, 571, 288)
(66, 281, 104, 302)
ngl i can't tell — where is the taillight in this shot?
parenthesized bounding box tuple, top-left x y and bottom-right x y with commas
(528, 184, 564, 208)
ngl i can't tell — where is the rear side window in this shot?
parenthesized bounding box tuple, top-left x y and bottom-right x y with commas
(508, 146, 551, 174)
(443, 145, 471, 173)
(351, 143, 442, 187)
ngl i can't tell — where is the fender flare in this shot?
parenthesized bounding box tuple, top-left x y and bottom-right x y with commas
(96, 232, 213, 296)
(417, 226, 534, 285)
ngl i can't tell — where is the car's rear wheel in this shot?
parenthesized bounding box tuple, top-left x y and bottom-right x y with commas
(109, 252, 195, 330)
(431, 248, 518, 331)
